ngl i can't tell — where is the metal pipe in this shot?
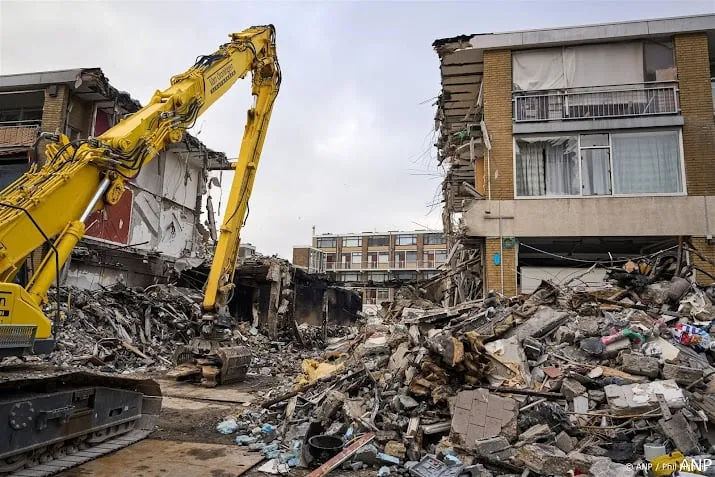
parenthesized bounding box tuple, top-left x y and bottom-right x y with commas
(80, 178, 111, 222)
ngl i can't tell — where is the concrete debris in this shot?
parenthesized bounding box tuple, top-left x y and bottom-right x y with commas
(242, 266, 715, 475)
(16, 251, 715, 476)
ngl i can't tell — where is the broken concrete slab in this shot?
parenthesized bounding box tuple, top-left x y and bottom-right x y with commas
(621, 354, 660, 379)
(555, 431, 575, 453)
(588, 458, 635, 477)
(659, 411, 701, 455)
(519, 424, 553, 443)
(450, 389, 517, 450)
(561, 378, 587, 399)
(661, 363, 704, 386)
(505, 306, 571, 342)
(605, 380, 685, 415)
(473, 436, 514, 460)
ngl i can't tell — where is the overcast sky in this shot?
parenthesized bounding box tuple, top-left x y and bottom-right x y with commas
(1, 0, 713, 258)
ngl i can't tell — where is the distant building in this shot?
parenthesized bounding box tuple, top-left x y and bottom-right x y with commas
(292, 246, 326, 274)
(0, 67, 230, 289)
(239, 243, 257, 262)
(295, 230, 447, 305)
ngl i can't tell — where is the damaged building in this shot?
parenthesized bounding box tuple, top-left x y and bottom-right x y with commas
(433, 14, 715, 298)
(0, 67, 231, 289)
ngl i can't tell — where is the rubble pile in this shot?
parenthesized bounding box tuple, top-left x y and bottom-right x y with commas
(30, 284, 340, 377)
(239, 259, 715, 476)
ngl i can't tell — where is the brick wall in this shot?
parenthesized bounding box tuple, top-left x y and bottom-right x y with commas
(675, 34, 715, 196)
(484, 237, 517, 296)
(292, 247, 310, 269)
(482, 49, 514, 200)
(690, 237, 715, 285)
(38, 84, 69, 165)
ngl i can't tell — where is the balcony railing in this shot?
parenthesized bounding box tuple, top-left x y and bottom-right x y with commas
(327, 260, 447, 271)
(512, 82, 679, 122)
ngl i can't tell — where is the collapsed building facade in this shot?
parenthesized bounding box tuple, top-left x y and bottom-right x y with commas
(0, 67, 232, 289)
(433, 14, 715, 299)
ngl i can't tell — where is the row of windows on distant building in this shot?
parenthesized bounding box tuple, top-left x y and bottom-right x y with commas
(316, 233, 445, 248)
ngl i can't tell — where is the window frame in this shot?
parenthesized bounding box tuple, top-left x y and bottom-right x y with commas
(342, 236, 362, 247)
(367, 235, 389, 247)
(423, 233, 445, 245)
(396, 234, 417, 246)
(316, 237, 337, 248)
(513, 129, 686, 199)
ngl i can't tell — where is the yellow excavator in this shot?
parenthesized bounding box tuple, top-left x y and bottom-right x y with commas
(0, 25, 280, 476)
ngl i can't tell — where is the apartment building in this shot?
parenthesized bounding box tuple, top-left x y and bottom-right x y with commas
(0, 68, 230, 289)
(295, 230, 447, 305)
(292, 246, 326, 274)
(434, 14, 715, 296)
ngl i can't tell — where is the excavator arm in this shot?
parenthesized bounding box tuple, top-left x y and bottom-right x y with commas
(0, 25, 280, 357)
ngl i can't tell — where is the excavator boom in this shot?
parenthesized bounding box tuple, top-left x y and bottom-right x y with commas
(0, 25, 280, 476)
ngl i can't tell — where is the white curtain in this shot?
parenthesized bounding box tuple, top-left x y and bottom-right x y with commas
(513, 49, 566, 91)
(612, 131, 682, 194)
(581, 149, 611, 195)
(563, 43, 644, 88)
(513, 42, 644, 91)
(516, 137, 579, 196)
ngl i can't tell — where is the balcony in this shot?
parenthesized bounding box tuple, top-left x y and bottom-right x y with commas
(513, 82, 679, 122)
(328, 260, 447, 271)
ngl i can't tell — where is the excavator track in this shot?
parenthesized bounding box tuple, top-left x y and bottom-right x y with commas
(0, 364, 161, 477)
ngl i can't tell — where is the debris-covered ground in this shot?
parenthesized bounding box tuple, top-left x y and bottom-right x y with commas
(10, 252, 715, 477)
(213, 257, 715, 477)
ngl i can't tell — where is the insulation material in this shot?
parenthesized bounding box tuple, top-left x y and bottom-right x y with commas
(158, 205, 196, 258)
(163, 150, 200, 210)
(513, 42, 644, 91)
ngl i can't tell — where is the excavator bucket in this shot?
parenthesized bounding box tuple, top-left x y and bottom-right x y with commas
(168, 345, 251, 388)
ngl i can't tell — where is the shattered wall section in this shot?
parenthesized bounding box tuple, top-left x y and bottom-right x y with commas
(433, 39, 486, 304)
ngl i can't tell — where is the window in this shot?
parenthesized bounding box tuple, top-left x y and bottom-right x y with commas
(340, 253, 351, 267)
(424, 233, 445, 245)
(317, 237, 337, 248)
(378, 252, 389, 265)
(343, 236, 362, 247)
(515, 131, 682, 197)
(644, 41, 675, 82)
(368, 272, 388, 283)
(351, 252, 362, 268)
(611, 131, 681, 194)
(377, 289, 390, 300)
(340, 272, 361, 282)
(367, 252, 378, 268)
(396, 234, 417, 246)
(394, 271, 417, 281)
(367, 235, 389, 247)
(580, 134, 611, 196)
(515, 136, 579, 196)
(424, 250, 447, 267)
(424, 271, 439, 279)
(325, 253, 336, 269)
(395, 251, 417, 267)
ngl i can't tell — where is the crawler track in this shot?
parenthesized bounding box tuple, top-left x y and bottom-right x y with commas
(0, 365, 161, 477)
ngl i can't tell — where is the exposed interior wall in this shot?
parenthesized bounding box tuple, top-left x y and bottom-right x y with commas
(520, 266, 607, 293)
(675, 33, 715, 196)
